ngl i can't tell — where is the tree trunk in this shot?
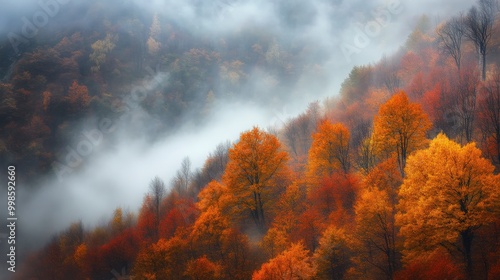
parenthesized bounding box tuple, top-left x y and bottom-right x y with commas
(482, 52, 486, 81)
(461, 229, 474, 280)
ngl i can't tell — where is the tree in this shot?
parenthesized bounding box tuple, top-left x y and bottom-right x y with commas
(159, 197, 197, 239)
(189, 206, 229, 259)
(137, 195, 157, 243)
(395, 249, 464, 280)
(396, 133, 500, 279)
(454, 67, 480, 143)
(89, 34, 118, 73)
(65, 80, 91, 114)
(219, 228, 253, 280)
(184, 256, 223, 280)
(308, 173, 359, 224)
(147, 14, 161, 55)
(354, 187, 400, 280)
(373, 91, 431, 177)
(149, 176, 166, 241)
(437, 15, 466, 75)
(261, 227, 290, 259)
(222, 127, 289, 233)
(273, 183, 307, 236)
(357, 133, 378, 174)
(98, 228, 141, 278)
(282, 104, 319, 171)
(352, 158, 402, 279)
(252, 242, 316, 280)
(171, 157, 192, 195)
(197, 180, 226, 213)
(132, 236, 188, 280)
(307, 121, 351, 183)
(206, 141, 231, 181)
(190, 141, 230, 194)
(479, 70, 500, 168)
(313, 226, 351, 280)
(465, 0, 496, 81)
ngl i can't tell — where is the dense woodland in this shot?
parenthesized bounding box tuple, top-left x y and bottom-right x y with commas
(4, 0, 500, 279)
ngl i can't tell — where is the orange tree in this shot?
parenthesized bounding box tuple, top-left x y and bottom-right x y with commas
(373, 91, 431, 177)
(307, 120, 351, 184)
(222, 127, 290, 233)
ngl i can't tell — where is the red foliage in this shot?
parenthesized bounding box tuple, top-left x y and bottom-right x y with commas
(159, 197, 198, 239)
(489, 262, 500, 280)
(421, 83, 442, 123)
(292, 208, 325, 251)
(395, 250, 464, 280)
(308, 172, 359, 218)
(98, 228, 141, 269)
(136, 195, 156, 243)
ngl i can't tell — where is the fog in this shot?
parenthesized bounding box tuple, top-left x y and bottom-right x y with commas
(0, 0, 475, 273)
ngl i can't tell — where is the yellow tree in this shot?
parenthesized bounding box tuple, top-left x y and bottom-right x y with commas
(351, 159, 402, 280)
(313, 226, 351, 280)
(373, 91, 431, 177)
(396, 133, 500, 279)
(353, 187, 399, 279)
(252, 242, 316, 280)
(89, 34, 117, 73)
(222, 127, 289, 233)
(189, 205, 230, 259)
(261, 227, 290, 259)
(307, 121, 351, 184)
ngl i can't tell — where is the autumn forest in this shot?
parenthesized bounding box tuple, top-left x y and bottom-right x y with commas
(2, 0, 500, 279)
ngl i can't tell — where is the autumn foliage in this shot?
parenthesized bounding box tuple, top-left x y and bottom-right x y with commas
(13, 1, 500, 279)
(373, 91, 431, 176)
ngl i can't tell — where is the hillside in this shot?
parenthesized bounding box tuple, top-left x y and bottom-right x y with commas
(2, 0, 500, 279)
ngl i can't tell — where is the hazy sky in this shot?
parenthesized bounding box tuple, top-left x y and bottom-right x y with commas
(0, 0, 476, 268)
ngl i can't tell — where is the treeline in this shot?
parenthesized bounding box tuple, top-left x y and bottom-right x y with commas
(17, 90, 500, 279)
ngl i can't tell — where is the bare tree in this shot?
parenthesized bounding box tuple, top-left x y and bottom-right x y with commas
(205, 142, 230, 181)
(171, 157, 192, 195)
(189, 141, 231, 195)
(479, 71, 500, 168)
(378, 56, 401, 93)
(455, 68, 480, 143)
(149, 176, 166, 240)
(437, 15, 466, 75)
(465, 0, 496, 81)
(284, 121, 300, 157)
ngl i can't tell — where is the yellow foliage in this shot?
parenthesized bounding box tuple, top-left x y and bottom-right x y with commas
(261, 227, 290, 258)
(313, 226, 351, 279)
(307, 120, 350, 185)
(363, 157, 402, 196)
(222, 127, 290, 231)
(352, 187, 399, 278)
(252, 242, 316, 280)
(397, 133, 500, 262)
